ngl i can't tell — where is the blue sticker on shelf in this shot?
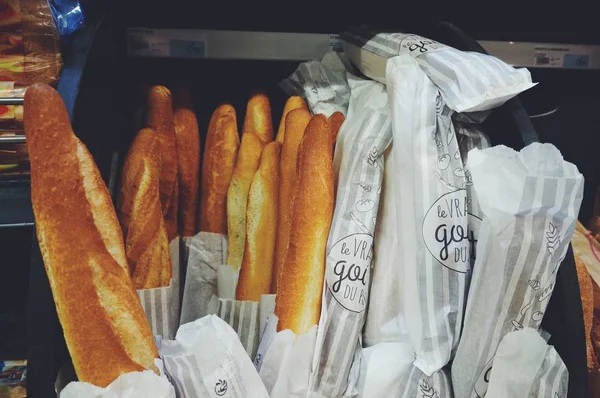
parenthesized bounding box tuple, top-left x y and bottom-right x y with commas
(170, 39, 206, 59)
(563, 54, 590, 69)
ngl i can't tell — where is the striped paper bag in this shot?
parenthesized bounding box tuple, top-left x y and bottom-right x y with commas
(451, 143, 583, 398)
(310, 76, 392, 398)
(486, 328, 568, 398)
(342, 27, 536, 113)
(137, 237, 181, 340)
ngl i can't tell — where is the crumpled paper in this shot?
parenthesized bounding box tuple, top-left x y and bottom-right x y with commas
(136, 238, 181, 340)
(180, 232, 227, 324)
(487, 327, 568, 398)
(451, 143, 584, 398)
(159, 315, 269, 398)
(60, 370, 175, 398)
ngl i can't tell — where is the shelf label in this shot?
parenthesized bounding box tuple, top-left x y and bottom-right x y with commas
(127, 28, 169, 57)
(533, 46, 591, 68)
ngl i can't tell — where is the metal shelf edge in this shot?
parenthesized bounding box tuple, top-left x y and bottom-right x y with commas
(127, 27, 600, 70)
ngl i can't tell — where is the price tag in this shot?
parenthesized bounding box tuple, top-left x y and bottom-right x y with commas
(127, 28, 169, 57)
(533, 46, 591, 68)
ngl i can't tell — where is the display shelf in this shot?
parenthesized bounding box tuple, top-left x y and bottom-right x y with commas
(127, 28, 600, 70)
(0, 182, 33, 227)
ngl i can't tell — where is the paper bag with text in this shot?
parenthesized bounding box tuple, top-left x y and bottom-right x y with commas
(309, 76, 392, 397)
(137, 238, 181, 340)
(180, 232, 227, 324)
(451, 143, 583, 398)
(386, 54, 469, 376)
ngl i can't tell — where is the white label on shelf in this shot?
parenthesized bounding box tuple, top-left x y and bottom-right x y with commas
(128, 28, 169, 57)
(533, 46, 591, 68)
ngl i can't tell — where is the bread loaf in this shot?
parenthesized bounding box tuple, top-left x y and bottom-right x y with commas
(243, 93, 273, 143)
(271, 108, 311, 293)
(236, 141, 282, 301)
(274, 115, 334, 334)
(275, 96, 308, 143)
(174, 88, 201, 237)
(199, 104, 240, 233)
(147, 85, 178, 239)
(226, 132, 264, 271)
(24, 84, 159, 387)
(590, 187, 600, 241)
(328, 111, 345, 147)
(118, 128, 173, 289)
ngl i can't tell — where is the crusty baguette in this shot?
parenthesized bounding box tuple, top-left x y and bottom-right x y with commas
(236, 141, 282, 301)
(226, 132, 264, 271)
(199, 104, 240, 233)
(271, 108, 311, 293)
(575, 254, 599, 370)
(147, 85, 178, 223)
(174, 88, 201, 237)
(275, 96, 308, 143)
(243, 93, 273, 144)
(118, 128, 173, 289)
(590, 187, 600, 241)
(24, 84, 159, 387)
(274, 115, 334, 334)
(328, 111, 345, 147)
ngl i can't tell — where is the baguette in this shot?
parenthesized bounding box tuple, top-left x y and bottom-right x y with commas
(328, 111, 345, 147)
(147, 86, 178, 222)
(226, 132, 264, 271)
(236, 141, 282, 301)
(174, 88, 201, 237)
(274, 115, 334, 334)
(199, 104, 240, 233)
(271, 108, 311, 293)
(118, 128, 172, 289)
(590, 187, 600, 241)
(275, 96, 308, 143)
(243, 93, 273, 143)
(24, 84, 159, 387)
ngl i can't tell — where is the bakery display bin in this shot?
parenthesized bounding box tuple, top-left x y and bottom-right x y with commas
(6, 1, 598, 395)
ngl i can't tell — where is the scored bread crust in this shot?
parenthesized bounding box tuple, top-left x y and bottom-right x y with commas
(274, 114, 334, 334)
(271, 108, 311, 294)
(275, 96, 308, 143)
(24, 84, 159, 387)
(226, 132, 264, 271)
(236, 141, 282, 301)
(147, 86, 178, 226)
(174, 89, 201, 237)
(118, 128, 173, 289)
(199, 104, 240, 234)
(243, 93, 273, 144)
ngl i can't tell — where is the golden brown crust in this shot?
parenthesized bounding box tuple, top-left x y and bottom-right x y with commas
(243, 93, 273, 144)
(119, 128, 173, 289)
(275, 96, 308, 143)
(274, 115, 334, 334)
(576, 254, 600, 370)
(226, 133, 264, 271)
(24, 84, 159, 387)
(236, 141, 282, 301)
(272, 108, 311, 294)
(174, 89, 201, 237)
(147, 86, 178, 219)
(199, 104, 240, 234)
(328, 111, 345, 147)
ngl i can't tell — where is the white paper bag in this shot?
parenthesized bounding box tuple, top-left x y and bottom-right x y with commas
(60, 370, 175, 398)
(386, 54, 469, 376)
(254, 315, 318, 398)
(137, 238, 181, 339)
(159, 315, 269, 398)
(180, 232, 227, 324)
(487, 328, 568, 398)
(280, 51, 353, 117)
(451, 143, 584, 398)
(342, 27, 536, 112)
(310, 75, 392, 398)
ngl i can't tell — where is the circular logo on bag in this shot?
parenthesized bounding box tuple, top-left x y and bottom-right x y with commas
(422, 190, 470, 273)
(215, 379, 228, 396)
(326, 233, 373, 313)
